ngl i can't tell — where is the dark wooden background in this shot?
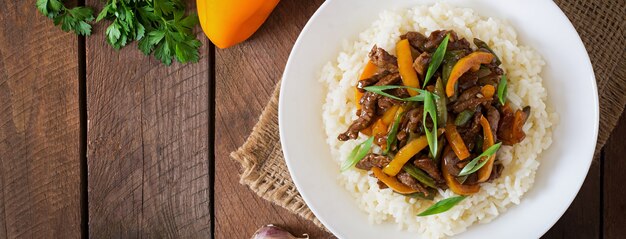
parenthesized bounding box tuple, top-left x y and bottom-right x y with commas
(0, 0, 623, 238)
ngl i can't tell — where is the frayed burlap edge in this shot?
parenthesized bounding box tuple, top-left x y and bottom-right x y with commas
(230, 0, 625, 233)
(230, 85, 327, 230)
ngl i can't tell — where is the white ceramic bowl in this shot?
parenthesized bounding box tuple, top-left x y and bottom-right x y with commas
(279, 0, 598, 238)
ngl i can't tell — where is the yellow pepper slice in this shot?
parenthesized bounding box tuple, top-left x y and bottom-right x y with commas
(444, 124, 470, 160)
(481, 85, 496, 99)
(396, 39, 420, 96)
(443, 157, 480, 195)
(381, 105, 400, 125)
(371, 119, 387, 137)
(355, 61, 379, 110)
(383, 135, 429, 176)
(446, 52, 494, 97)
(372, 167, 418, 194)
(477, 115, 496, 182)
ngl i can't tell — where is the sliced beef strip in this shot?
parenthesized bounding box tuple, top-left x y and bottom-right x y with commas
(448, 37, 472, 52)
(397, 107, 423, 143)
(412, 52, 431, 79)
(452, 96, 492, 113)
(355, 153, 391, 170)
(457, 71, 479, 91)
(424, 30, 451, 52)
(378, 97, 401, 112)
(442, 146, 462, 176)
(460, 111, 482, 150)
(338, 72, 401, 141)
(397, 171, 429, 195)
(338, 92, 379, 141)
(486, 105, 500, 139)
(369, 45, 398, 72)
(401, 31, 428, 52)
(357, 71, 387, 93)
(413, 158, 445, 184)
(377, 180, 389, 189)
(488, 162, 504, 182)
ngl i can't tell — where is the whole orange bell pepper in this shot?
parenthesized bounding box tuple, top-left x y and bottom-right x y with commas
(197, 0, 280, 48)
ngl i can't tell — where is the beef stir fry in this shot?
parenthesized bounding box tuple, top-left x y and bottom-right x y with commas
(339, 30, 530, 199)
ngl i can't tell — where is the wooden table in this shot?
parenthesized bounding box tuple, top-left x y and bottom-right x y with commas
(1, 0, 624, 238)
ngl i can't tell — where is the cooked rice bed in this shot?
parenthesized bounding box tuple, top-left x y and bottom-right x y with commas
(320, 3, 557, 238)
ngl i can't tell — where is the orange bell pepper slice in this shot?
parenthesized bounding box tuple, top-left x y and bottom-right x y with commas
(197, 0, 280, 49)
(372, 119, 387, 137)
(383, 129, 444, 176)
(396, 39, 420, 96)
(355, 61, 379, 110)
(372, 167, 418, 194)
(481, 85, 496, 99)
(446, 52, 494, 97)
(477, 115, 495, 182)
(381, 105, 400, 125)
(444, 124, 470, 160)
(383, 135, 429, 176)
(442, 158, 480, 195)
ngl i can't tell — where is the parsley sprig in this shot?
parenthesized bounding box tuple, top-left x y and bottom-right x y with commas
(36, 0, 202, 65)
(36, 0, 94, 36)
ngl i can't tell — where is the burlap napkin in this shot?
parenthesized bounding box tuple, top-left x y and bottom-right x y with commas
(230, 0, 626, 230)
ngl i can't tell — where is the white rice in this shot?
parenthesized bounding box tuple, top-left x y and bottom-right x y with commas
(320, 3, 558, 238)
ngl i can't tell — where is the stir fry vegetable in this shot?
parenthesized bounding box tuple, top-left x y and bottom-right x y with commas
(446, 52, 494, 97)
(373, 167, 419, 194)
(340, 136, 375, 172)
(423, 34, 449, 87)
(396, 39, 421, 95)
(337, 30, 532, 210)
(418, 196, 466, 216)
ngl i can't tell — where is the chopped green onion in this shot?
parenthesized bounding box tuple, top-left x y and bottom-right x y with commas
(363, 85, 432, 102)
(385, 109, 404, 154)
(433, 77, 447, 126)
(418, 196, 466, 216)
(340, 136, 375, 172)
(497, 75, 508, 105)
(422, 92, 438, 158)
(454, 110, 473, 126)
(403, 164, 436, 188)
(456, 175, 469, 184)
(423, 34, 450, 87)
(458, 142, 503, 176)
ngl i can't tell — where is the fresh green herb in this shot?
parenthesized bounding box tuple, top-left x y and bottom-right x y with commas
(403, 164, 436, 188)
(36, 0, 201, 65)
(418, 196, 466, 216)
(458, 142, 502, 176)
(473, 38, 501, 65)
(36, 0, 94, 36)
(433, 77, 448, 126)
(363, 85, 434, 102)
(456, 175, 468, 184)
(497, 75, 508, 105)
(385, 110, 404, 155)
(340, 136, 375, 172)
(423, 34, 450, 87)
(454, 110, 473, 126)
(429, 136, 445, 165)
(422, 91, 438, 158)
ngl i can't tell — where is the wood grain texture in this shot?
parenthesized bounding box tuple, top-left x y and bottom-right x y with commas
(603, 112, 626, 239)
(543, 163, 601, 238)
(213, 0, 333, 238)
(85, 0, 211, 237)
(0, 1, 82, 238)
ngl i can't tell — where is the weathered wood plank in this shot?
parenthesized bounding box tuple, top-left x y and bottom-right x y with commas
(85, 0, 211, 237)
(214, 0, 333, 238)
(543, 162, 601, 238)
(603, 111, 626, 238)
(0, 1, 82, 238)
